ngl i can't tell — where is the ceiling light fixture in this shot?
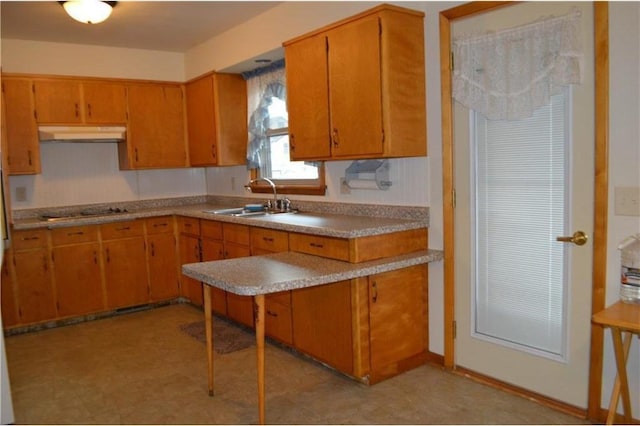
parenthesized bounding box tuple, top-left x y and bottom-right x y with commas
(59, 0, 117, 25)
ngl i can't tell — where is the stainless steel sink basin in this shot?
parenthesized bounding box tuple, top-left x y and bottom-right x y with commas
(203, 208, 298, 218)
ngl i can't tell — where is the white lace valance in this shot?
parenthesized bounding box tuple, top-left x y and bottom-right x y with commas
(453, 11, 582, 120)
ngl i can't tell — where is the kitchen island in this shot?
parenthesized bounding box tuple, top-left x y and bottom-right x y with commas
(182, 249, 442, 425)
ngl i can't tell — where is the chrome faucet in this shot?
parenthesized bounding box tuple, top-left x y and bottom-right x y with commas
(247, 177, 278, 209)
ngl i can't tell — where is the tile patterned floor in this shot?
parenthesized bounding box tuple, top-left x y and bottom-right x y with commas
(4, 304, 590, 424)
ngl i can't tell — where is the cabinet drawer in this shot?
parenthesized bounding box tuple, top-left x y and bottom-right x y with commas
(12, 229, 49, 250)
(177, 216, 200, 236)
(251, 228, 289, 253)
(266, 290, 291, 307)
(146, 216, 174, 235)
(201, 220, 223, 240)
(289, 233, 350, 261)
(100, 220, 144, 240)
(222, 223, 250, 246)
(51, 225, 98, 246)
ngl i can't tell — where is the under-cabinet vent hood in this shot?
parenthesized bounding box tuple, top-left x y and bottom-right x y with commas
(38, 126, 126, 143)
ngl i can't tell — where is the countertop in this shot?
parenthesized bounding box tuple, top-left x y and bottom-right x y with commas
(182, 249, 443, 296)
(12, 202, 429, 239)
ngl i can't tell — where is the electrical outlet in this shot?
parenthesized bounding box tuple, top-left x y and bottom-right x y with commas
(615, 186, 640, 216)
(340, 178, 351, 194)
(15, 186, 27, 202)
(231, 177, 236, 191)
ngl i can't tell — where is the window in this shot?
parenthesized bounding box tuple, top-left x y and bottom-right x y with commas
(471, 89, 570, 359)
(245, 61, 325, 196)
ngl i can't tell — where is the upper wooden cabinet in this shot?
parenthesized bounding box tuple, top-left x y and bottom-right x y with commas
(33, 79, 83, 124)
(82, 81, 127, 124)
(284, 4, 427, 161)
(120, 83, 188, 169)
(32, 79, 127, 124)
(1, 78, 41, 174)
(185, 72, 248, 167)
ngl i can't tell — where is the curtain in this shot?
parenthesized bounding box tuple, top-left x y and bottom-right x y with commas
(453, 11, 582, 120)
(244, 59, 286, 170)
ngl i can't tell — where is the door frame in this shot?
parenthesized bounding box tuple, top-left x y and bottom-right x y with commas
(439, 2, 609, 421)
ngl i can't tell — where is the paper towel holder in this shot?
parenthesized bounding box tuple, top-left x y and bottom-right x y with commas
(344, 159, 392, 190)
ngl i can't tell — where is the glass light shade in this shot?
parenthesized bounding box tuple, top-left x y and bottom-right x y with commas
(63, 0, 113, 24)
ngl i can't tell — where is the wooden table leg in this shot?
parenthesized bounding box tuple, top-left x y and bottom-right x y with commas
(203, 285, 214, 397)
(254, 294, 266, 425)
(606, 331, 632, 424)
(610, 329, 632, 424)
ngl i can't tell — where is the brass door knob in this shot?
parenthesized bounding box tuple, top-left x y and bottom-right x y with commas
(556, 231, 588, 246)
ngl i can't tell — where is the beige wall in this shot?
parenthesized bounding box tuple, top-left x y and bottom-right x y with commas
(1, 39, 185, 81)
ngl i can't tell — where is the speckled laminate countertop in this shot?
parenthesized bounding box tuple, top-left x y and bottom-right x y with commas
(12, 202, 429, 239)
(182, 249, 443, 296)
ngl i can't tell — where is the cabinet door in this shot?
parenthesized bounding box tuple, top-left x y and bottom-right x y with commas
(83, 81, 127, 124)
(291, 280, 353, 373)
(285, 34, 331, 160)
(147, 228, 180, 301)
(185, 75, 217, 166)
(369, 265, 426, 375)
(327, 15, 383, 158)
(13, 248, 57, 324)
(52, 243, 105, 317)
(178, 233, 203, 306)
(201, 237, 227, 315)
(125, 84, 187, 168)
(103, 237, 149, 309)
(1, 256, 20, 327)
(2, 78, 41, 174)
(212, 73, 247, 166)
(33, 80, 83, 123)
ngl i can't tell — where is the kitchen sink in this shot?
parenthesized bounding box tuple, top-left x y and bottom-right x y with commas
(203, 207, 298, 218)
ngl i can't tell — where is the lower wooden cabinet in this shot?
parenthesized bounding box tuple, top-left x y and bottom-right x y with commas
(12, 248, 56, 324)
(291, 280, 354, 373)
(201, 236, 226, 315)
(51, 232, 105, 318)
(368, 264, 428, 383)
(146, 217, 180, 301)
(7, 229, 56, 325)
(223, 223, 253, 327)
(178, 233, 203, 306)
(1, 253, 20, 327)
(101, 221, 148, 309)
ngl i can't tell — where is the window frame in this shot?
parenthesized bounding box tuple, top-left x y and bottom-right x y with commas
(248, 108, 326, 196)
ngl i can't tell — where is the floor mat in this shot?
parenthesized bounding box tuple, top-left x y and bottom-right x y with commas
(179, 317, 255, 354)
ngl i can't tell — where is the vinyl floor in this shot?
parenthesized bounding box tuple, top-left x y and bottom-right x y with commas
(4, 303, 591, 425)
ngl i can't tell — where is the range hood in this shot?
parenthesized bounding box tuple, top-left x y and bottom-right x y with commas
(38, 125, 126, 143)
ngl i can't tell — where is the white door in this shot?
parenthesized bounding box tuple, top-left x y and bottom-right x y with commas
(453, 2, 594, 408)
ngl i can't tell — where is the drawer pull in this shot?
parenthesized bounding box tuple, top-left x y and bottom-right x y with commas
(22, 236, 40, 241)
(267, 310, 278, 318)
(263, 237, 274, 243)
(67, 231, 84, 236)
(153, 223, 168, 228)
(372, 281, 378, 303)
(115, 226, 131, 232)
(309, 242, 324, 249)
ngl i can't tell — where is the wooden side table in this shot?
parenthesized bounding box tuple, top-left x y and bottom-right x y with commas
(592, 301, 640, 424)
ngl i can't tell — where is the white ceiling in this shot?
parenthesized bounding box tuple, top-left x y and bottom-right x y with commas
(0, 1, 282, 53)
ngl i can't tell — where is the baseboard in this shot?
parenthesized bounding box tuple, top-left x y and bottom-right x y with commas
(453, 366, 587, 420)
